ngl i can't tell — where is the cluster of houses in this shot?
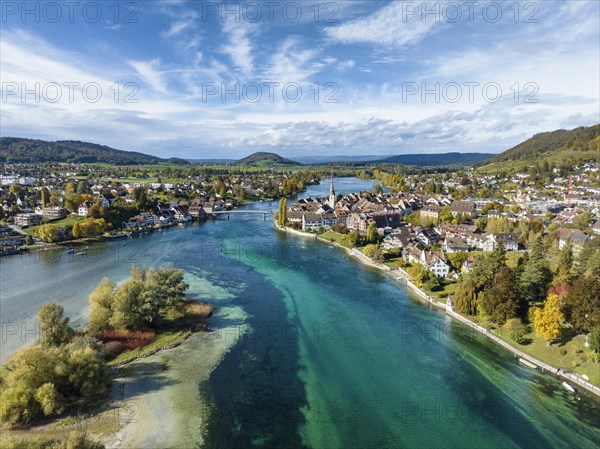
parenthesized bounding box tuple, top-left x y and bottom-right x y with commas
(284, 178, 599, 280)
(286, 180, 416, 232)
(1, 161, 599, 261)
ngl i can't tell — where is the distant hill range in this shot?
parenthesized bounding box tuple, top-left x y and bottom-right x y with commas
(233, 152, 302, 166)
(478, 124, 600, 172)
(371, 152, 494, 166)
(0, 137, 189, 165)
(3, 125, 597, 168)
(294, 155, 391, 164)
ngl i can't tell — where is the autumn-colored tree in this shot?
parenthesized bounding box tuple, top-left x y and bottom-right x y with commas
(363, 244, 377, 258)
(407, 264, 429, 286)
(36, 224, 59, 242)
(0, 337, 110, 426)
(72, 222, 82, 239)
(439, 205, 453, 223)
(533, 293, 563, 343)
(346, 230, 360, 247)
(64, 192, 84, 212)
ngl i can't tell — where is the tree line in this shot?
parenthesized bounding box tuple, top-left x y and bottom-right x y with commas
(452, 237, 600, 355)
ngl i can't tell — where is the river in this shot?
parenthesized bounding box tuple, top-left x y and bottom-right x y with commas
(0, 178, 598, 448)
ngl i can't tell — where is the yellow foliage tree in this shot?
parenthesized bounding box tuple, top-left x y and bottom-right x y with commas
(72, 222, 82, 239)
(532, 293, 563, 343)
(36, 224, 59, 242)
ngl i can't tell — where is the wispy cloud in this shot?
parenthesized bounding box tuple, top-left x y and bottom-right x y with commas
(221, 20, 257, 76)
(158, 2, 199, 38)
(0, 1, 597, 158)
(324, 1, 441, 48)
(128, 59, 168, 94)
(265, 37, 321, 83)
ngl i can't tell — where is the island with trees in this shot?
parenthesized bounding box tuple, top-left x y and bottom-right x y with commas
(0, 267, 212, 448)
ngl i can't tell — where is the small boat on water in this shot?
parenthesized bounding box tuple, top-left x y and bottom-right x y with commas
(519, 358, 537, 369)
(66, 248, 75, 254)
(76, 251, 87, 256)
(562, 382, 576, 393)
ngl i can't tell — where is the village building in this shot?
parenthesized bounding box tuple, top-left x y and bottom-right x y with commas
(419, 205, 442, 222)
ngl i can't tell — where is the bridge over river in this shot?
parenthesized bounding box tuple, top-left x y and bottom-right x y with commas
(209, 210, 276, 220)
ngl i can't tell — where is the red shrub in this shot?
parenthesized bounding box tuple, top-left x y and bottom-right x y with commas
(549, 282, 571, 299)
(96, 330, 156, 353)
(104, 341, 125, 358)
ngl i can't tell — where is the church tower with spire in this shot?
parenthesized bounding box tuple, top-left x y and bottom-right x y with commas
(328, 176, 336, 209)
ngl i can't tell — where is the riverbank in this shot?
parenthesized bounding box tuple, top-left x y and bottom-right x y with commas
(104, 304, 247, 448)
(276, 223, 600, 398)
(0, 299, 236, 448)
(276, 223, 392, 272)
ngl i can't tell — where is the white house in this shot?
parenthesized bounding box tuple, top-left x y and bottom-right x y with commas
(78, 201, 95, 216)
(483, 233, 519, 252)
(419, 250, 451, 279)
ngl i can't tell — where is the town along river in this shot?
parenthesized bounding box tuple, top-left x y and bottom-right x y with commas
(0, 178, 598, 448)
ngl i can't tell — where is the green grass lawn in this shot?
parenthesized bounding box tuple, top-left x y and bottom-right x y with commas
(25, 215, 85, 235)
(495, 327, 599, 386)
(464, 314, 599, 387)
(385, 257, 403, 269)
(319, 230, 354, 248)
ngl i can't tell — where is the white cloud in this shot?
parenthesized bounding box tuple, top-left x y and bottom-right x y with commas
(0, 2, 597, 158)
(338, 59, 355, 70)
(324, 2, 441, 48)
(265, 37, 321, 83)
(158, 3, 199, 38)
(221, 20, 257, 75)
(128, 59, 168, 94)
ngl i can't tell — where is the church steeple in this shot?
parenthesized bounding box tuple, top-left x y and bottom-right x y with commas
(328, 176, 336, 209)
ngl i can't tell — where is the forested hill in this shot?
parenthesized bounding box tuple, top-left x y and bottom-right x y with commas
(479, 124, 600, 171)
(0, 137, 188, 165)
(234, 152, 302, 166)
(373, 152, 494, 166)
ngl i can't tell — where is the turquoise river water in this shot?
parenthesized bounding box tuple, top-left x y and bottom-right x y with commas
(0, 178, 598, 448)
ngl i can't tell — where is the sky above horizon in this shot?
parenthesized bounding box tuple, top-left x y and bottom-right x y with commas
(1, 0, 599, 159)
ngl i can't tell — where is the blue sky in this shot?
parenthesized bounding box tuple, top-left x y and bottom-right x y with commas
(1, 0, 598, 159)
